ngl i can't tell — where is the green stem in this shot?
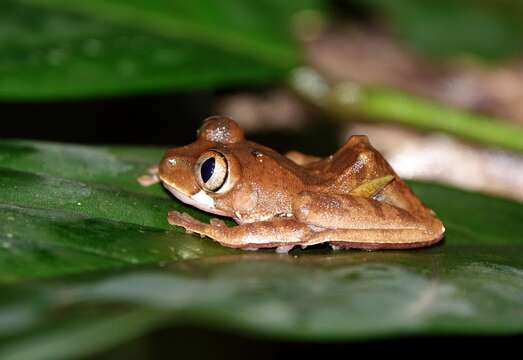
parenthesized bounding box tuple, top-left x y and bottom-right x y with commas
(288, 67, 523, 154)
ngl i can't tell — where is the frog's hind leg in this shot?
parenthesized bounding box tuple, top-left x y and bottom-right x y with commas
(321, 135, 439, 221)
(305, 228, 444, 250)
(294, 192, 445, 250)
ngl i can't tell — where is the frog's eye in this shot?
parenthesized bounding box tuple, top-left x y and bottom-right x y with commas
(195, 151, 228, 192)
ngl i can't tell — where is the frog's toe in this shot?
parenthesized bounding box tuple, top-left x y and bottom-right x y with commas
(275, 245, 294, 254)
(137, 174, 159, 186)
(167, 211, 199, 227)
(210, 218, 227, 227)
(168, 211, 218, 240)
(167, 210, 181, 225)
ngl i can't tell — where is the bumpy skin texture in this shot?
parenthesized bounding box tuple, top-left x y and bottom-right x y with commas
(156, 116, 445, 251)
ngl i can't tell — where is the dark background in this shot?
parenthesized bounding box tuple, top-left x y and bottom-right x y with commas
(1, 91, 214, 145)
(0, 89, 341, 158)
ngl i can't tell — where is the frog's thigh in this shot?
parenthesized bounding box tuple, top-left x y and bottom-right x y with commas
(168, 211, 312, 249)
(294, 192, 443, 248)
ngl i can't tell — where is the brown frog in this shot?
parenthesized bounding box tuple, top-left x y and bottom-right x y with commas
(139, 116, 445, 252)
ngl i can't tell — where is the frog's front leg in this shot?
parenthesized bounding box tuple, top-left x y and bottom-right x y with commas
(168, 211, 314, 251)
(294, 192, 445, 249)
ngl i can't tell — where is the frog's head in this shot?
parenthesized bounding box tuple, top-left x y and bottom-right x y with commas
(158, 116, 243, 215)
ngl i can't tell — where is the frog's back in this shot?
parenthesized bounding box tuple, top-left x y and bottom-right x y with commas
(241, 141, 325, 185)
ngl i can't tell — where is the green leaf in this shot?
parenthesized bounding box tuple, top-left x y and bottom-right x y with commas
(1, 0, 319, 99)
(0, 140, 237, 282)
(363, 0, 523, 60)
(1, 139, 523, 358)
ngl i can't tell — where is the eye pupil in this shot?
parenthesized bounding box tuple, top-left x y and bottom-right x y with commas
(200, 157, 215, 183)
(196, 151, 229, 192)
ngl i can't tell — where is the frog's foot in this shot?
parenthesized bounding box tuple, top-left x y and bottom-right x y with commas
(137, 165, 160, 187)
(168, 211, 205, 237)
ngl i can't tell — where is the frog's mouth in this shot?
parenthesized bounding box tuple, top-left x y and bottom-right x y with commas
(162, 182, 229, 217)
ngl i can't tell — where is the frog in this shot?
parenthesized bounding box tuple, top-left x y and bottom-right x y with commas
(139, 116, 445, 253)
